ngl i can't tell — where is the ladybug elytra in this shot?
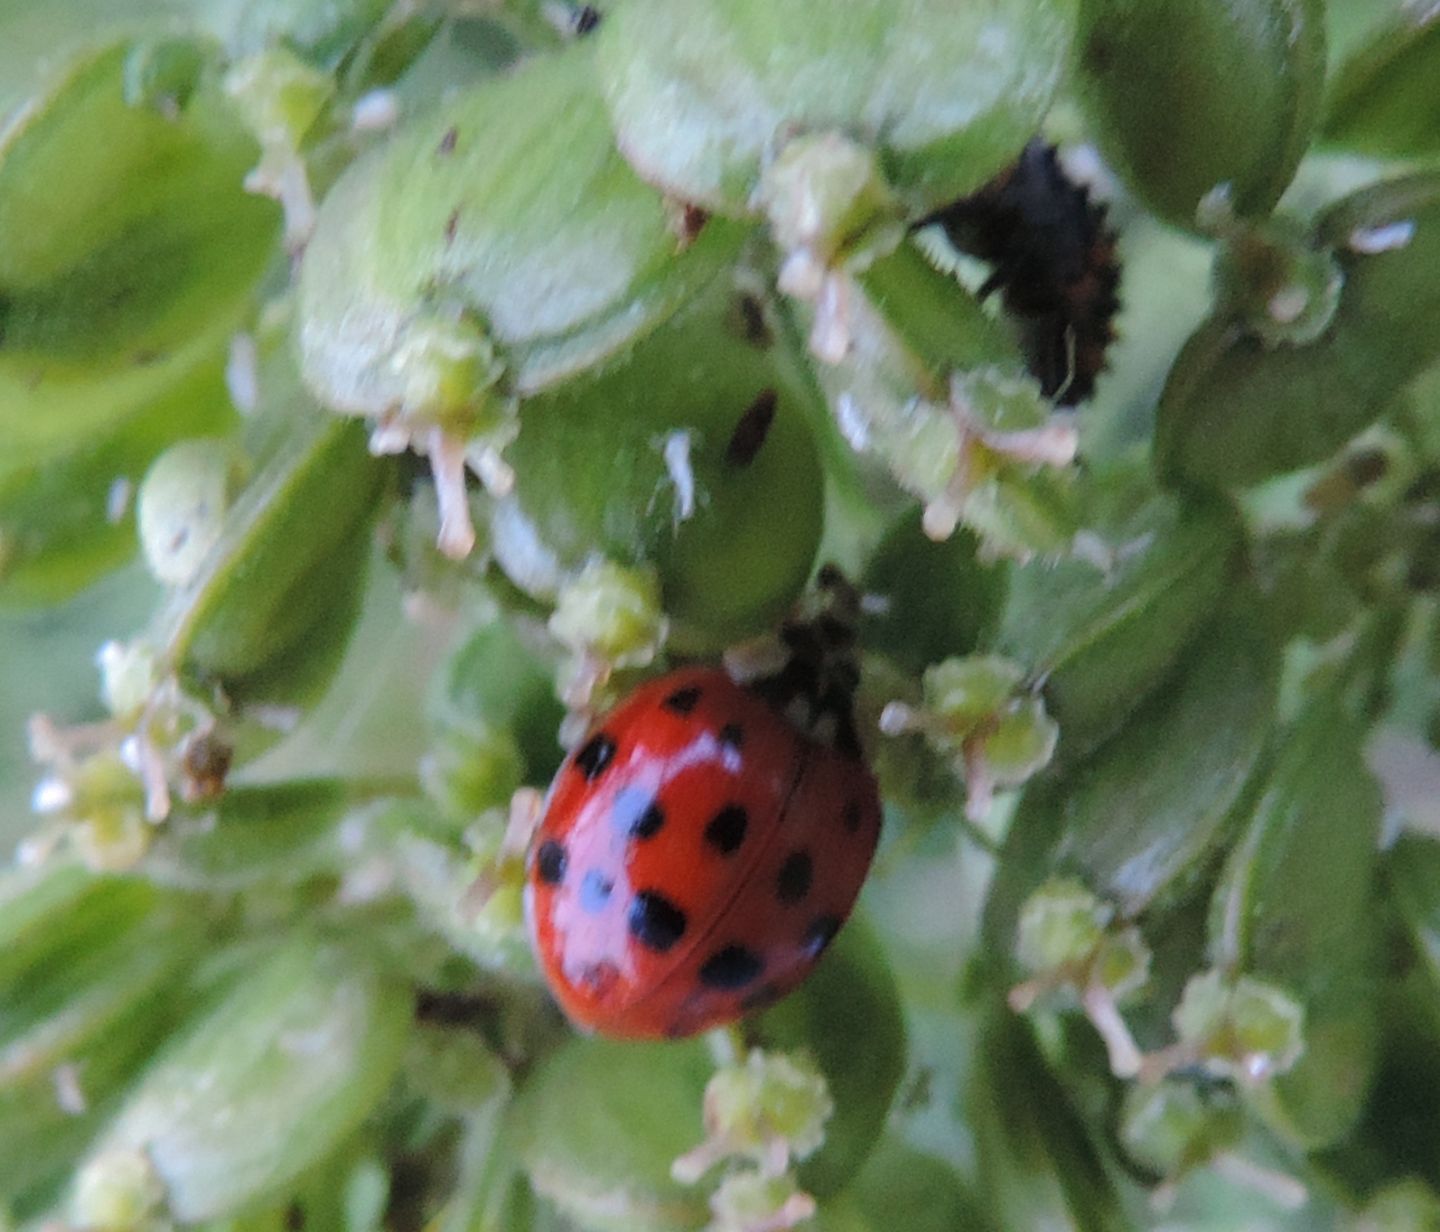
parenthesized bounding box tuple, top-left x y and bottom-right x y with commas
(525, 585, 882, 1039)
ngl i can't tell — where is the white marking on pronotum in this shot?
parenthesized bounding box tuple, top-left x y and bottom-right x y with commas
(662, 430, 697, 523)
(1349, 219, 1416, 254)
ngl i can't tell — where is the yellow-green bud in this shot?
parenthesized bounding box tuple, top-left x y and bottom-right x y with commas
(137, 439, 247, 587)
(96, 640, 160, 720)
(1015, 878, 1108, 975)
(223, 47, 334, 150)
(549, 560, 667, 664)
(71, 1148, 165, 1231)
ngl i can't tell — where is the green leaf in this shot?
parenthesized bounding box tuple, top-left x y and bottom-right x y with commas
(1051, 592, 1279, 916)
(86, 932, 411, 1224)
(513, 1036, 713, 1232)
(500, 273, 824, 648)
(1157, 171, 1440, 490)
(0, 349, 235, 606)
(298, 42, 746, 409)
(156, 409, 381, 680)
(994, 488, 1239, 759)
(1074, 0, 1326, 227)
(966, 1009, 1126, 1232)
(1209, 703, 1383, 1149)
(0, 41, 279, 469)
(596, 0, 1078, 215)
(1324, 3, 1440, 158)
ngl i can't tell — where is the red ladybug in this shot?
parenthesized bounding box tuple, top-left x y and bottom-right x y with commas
(525, 605, 881, 1039)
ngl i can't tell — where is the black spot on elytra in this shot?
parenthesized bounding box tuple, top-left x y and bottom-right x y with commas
(698, 945, 763, 989)
(663, 685, 702, 715)
(628, 891, 687, 952)
(802, 915, 841, 958)
(776, 851, 814, 905)
(574, 4, 601, 34)
(725, 389, 777, 467)
(613, 786, 665, 840)
(580, 870, 613, 913)
(704, 805, 749, 855)
(536, 840, 566, 885)
(574, 732, 617, 781)
(843, 800, 862, 832)
(437, 126, 458, 155)
(719, 722, 744, 751)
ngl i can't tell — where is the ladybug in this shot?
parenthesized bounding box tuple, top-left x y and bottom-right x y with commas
(922, 139, 1122, 406)
(525, 582, 882, 1039)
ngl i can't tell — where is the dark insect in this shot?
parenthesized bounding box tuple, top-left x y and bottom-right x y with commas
(923, 140, 1122, 406)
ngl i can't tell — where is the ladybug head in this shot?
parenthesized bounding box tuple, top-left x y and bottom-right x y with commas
(743, 564, 865, 758)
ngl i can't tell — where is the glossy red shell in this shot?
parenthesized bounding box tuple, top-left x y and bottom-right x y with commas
(525, 665, 882, 1039)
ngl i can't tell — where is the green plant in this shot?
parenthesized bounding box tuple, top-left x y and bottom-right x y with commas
(3, 0, 1440, 1229)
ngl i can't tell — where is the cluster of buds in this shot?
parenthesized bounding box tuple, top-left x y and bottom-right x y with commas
(548, 560, 669, 726)
(1012, 880, 1311, 1211)
(672, 1048, 834, 1232)
(880, 654, 1058, 820)
(28, 640, 230, 871)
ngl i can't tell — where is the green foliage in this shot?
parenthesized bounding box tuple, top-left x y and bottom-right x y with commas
(1, 0, 1439, 1229)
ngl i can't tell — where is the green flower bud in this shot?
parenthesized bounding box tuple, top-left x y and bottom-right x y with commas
(672, 1050, 833, 1183)
(385, 316, 509, 438)
(1015, 878, 1108, 975)
(223, 47, 333, 151)
(1170, 969, 1306, 1083)
(421, 725, 526, 819)
(708, 1170, 816, 1232)
(97, 640, 160, 721)
(137, 438, 247, 587)
(881, 654, 1055, 818)
(67, 752, 151, 872)
(1091, 926, 1151, 1000)
(70, 1147, 165, 1231)
(763, 134, 904, 275)
(921, 656, 1026, 736)
(549, 560, 667, 667)
(1118, 1082, 1213, 1177)
(1211, 215, 1344, 347)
